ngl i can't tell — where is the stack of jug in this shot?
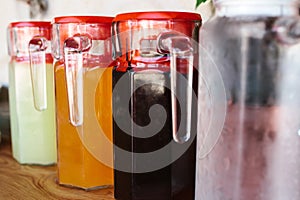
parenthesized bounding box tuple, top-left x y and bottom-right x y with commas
(6, 11, 202, 199)
(7, 3, 300, 199)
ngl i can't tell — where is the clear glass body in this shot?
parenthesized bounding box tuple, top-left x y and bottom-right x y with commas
(196, 2, 300, 200)
(52, 17, 114, 190)
(7, 23, 56, 165)
(112, 12, 201, 200)
(9, 59, 56, 164)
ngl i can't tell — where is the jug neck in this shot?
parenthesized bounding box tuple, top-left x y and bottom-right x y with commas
(214, 1, 299, 17)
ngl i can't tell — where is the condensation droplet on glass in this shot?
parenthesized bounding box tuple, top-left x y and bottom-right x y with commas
(224, 157, 230, 171)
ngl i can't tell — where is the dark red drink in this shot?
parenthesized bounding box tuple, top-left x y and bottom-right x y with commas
(112, 11, 201, 200)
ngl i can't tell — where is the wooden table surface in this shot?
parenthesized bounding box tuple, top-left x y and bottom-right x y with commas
(0, 137, 115, 200)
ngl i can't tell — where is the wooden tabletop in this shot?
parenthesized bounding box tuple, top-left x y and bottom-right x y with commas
(0, 137, 114, 200)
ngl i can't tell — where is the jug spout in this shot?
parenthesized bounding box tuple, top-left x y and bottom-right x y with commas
(273, 16, 300, 44)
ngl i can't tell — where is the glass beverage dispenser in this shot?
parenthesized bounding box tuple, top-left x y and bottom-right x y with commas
(112, 12, 201, 200)
(52, 16, 114, 190)
(196, 0, 300, 199)
(7, 21, 56, 165)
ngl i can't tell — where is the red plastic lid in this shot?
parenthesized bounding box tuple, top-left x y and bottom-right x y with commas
(9, 21, 51, 28)
(113, 11, 201, 21)
(54, 16, 114, 24)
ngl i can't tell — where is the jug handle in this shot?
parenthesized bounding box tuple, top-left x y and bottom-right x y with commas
(158, 33, 194, 144)
(63, 35, 92, 126)
(28, 36, 48, 111)
(273, 17, 300, 45)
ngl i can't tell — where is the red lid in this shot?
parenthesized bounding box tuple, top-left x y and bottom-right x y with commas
(113, 11, 201, 21)
(9, 21, 51, 28)
(54, 16, 114, 24)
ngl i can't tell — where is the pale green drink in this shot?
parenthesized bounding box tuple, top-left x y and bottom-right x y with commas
(9, 62, 56, 165)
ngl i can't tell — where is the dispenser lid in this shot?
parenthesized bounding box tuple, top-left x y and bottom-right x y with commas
(113, 11, 201, 21)
(7, 21, 52, 59)
(53, 16, 113, 23)
(9, 21, 51, 28)
(213, 0, 299, 16)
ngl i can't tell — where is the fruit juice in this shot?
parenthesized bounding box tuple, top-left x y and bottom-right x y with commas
(9, 61, 56, 165)
(113, 69, 197, 200)
(55, 61, 113, 190)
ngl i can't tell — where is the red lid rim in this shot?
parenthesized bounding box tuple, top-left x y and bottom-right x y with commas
(53, 16, 114, 24)
(9, 21, 51, 28)
(113, 11, 201, 22)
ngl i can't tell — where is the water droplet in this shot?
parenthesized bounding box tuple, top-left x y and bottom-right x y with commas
(224, 157, 230, 171)
(298, 129, 300, 136)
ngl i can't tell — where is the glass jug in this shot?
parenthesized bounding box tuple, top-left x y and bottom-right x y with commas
(196, 0, 300, 199)
(52, 16, 114, 190)
(112, 11, 201, 200)
(7, 21, 56, 165)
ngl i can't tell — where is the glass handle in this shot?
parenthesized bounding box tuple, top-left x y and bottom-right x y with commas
(158, 33, 194, 144)
(28, 36, 48, 111)
(273, 17, 300, 45)
(64, 35, 92, 126)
